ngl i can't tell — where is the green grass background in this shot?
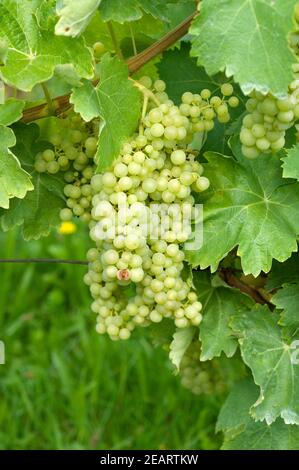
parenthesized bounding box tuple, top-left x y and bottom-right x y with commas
(0, 224, 221, 450)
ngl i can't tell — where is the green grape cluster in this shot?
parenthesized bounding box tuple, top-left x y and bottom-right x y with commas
(240, 89, 299, 159)
(84, 77, 234, 340)
(34, 115, 99, 222)
(179, 342, 226, 395)
(240, 5, 299, 159)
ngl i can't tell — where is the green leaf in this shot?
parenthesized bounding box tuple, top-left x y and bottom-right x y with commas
(0, 99, 25, 126)
(0, 0, 93, 91)
(193, 271, 253, 361)
(97, 55, 141, 170)
(157, 43, 220, 105)
(70, 79, 100, 122)
(169, 327, 196, 370)
(55, 0, 102, 37)
(149, 319, 175, 348)
(190, 0, 297, 97)
(99, 0, 175, 23)
(216, 379, 259, 438)
(185, 139, 299, 277)
(272, 283, 299, 328)
(232, 305, 299, 425)
(267, 253, 299, 290)
(0, 125, 33, 209)
(282, 145, 299, 181)
(218, 380, 299, 450)
(1, 123, 65, 239)
(100, 0, 142, 23)
(71, 55, 141, 170)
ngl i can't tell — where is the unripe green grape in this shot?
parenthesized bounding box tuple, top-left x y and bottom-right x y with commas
(47, 161, 60, 174)
(221, 83, 234, 96)
(43, 149, 55, 162)
(139, 76, 152, 89)
(228, 96, 239, 107)
(34, 160, 47, 172)
(58, 155, 69, 167)
(270, 136, 285, 151)
(256, 137, 270, 151)
(150, 123, 164, 137)
(204, 120, 215, 131)
(216, 103, 229, 117)
(73, 204, 84, 216)
(261, 98, 277, 116)
(251, 124, 266, 138)
(242, 145, 260, 159)
(182, 92, 194, 104)
(164, 126, 177, 140)
(277, 110, 294, 123)
(201, 89, 211, 100)
(60, 208, 73, 221)
(71, 130, 83, 143)
(195, 176, 210, 192)
(240, 128, 256, 146)
(93, 41, 106, 58)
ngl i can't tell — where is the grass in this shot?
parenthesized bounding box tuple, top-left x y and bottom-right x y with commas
(0, 224, 221, 450)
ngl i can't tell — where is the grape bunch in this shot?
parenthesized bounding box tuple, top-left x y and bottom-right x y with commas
(240, 5, 299, 159)
(240, 89, 299, 159)
(179, 341, 226, 395)
(34, 115, 99, 223)
(84, 77, 237, 340)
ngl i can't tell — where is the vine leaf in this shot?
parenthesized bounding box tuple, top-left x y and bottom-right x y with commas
(157, 42, 219, 104)
(0, 125, 33, 209)
(272, 283, 299, 328)
(0, 0, 93, 91)
(190, 0, 297, 97)
(193, 272, 253, 361)
(282, 145, 299, 181)
(267, 253, 299, 290)
(1, 123, 65, 239)
(55, 0, 102, 37)
(99, 0, 176, 23)
(231, 305, 299, 425)
(217, 380, 299, 450)
(169, 327, 196, 370)
(185, 139, 299, 277)
(71, 54, 141, 171)
(0, 99, 25, 126)
(70, 79, 100, 122)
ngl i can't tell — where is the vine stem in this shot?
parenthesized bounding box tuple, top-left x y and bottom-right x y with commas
(219, 268, 274, 310)
(22, 12, 196, 124)
(0, 258, 274, 307)
(0, 258, 88, 266)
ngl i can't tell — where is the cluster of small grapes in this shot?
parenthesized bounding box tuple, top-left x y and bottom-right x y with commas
(139, 77, 239, 140)
(240, 89, 299, 159)
(84, 77, 235, 340)
(34, 115, 99, 223)
(240, 4, 299, 159)
(179, 342, 226, 395)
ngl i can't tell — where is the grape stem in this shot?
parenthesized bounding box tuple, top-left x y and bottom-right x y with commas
(22, 12, 196, 123)
(106, 21, 123, 60)
(0, 258, 88, 265)
(131, 78, 160, 106)
(219, 268, 274, 310)
(41, 82, 55, 115)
